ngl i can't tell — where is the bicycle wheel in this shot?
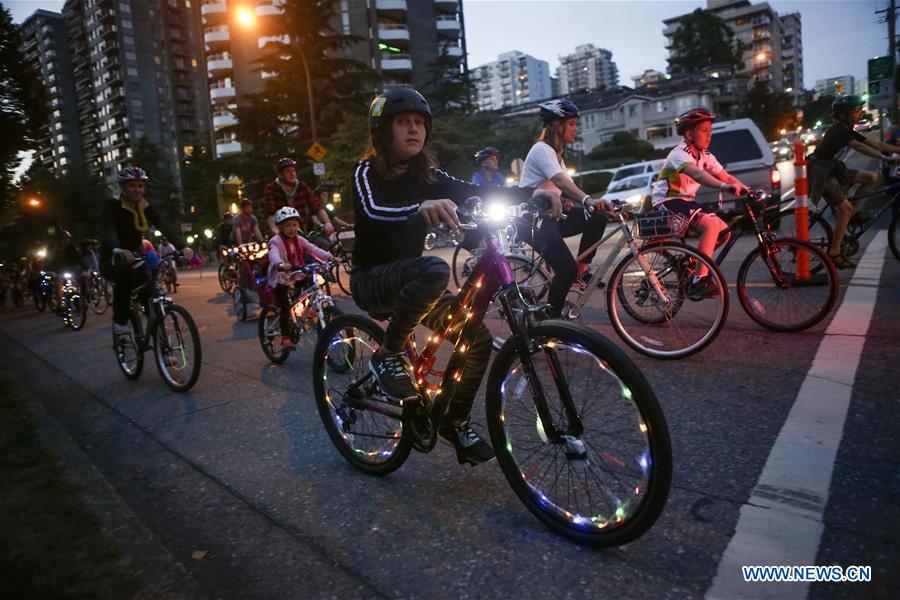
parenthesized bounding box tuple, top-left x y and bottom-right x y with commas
(768, 208, 833, 253)
(889, 213, 900, 262)
(115, 314, 144, 380)
(233, 287, 248, 321)
(218, 262, 236, 294)
(258, 306, 290, 364)
(482, 255, 552, 341)
(89, 278, 107, 314)
(451, 244, 479, 290)
(607, 242, 728, 359)
(34, 292, 46, 312)
(153, 304, 202, 392)
(68, 292, 87, 331)
(486, 321, 671, 547)
(313, 314, 412, 475)
(737, 237, 839, 332)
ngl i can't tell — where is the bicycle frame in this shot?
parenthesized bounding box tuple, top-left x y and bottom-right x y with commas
(285, 268, 334, 333)
(404, 230, 579, 442)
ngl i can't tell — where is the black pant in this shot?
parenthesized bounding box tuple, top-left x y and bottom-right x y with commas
(102, 259, 148, 326)
(350, 256, 493, 419)
(275, 282, 295, 333)
(519, 207, 607, 313)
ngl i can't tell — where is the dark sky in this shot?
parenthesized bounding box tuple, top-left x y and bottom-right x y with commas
(6, 0, 891, 89)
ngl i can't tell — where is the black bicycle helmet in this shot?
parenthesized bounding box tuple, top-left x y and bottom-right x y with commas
(368, 87, 432, 141)
(675, 108, 716, 135)
(474, 147, 500, 164)
(832, 95, 866, 118)
(276, 157, 296, 172)
(538, 99, 580, 123)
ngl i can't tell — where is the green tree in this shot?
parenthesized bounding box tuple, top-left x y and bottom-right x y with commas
(801, 93, 834, 128)
(422, 48, 471, 115)
(587, 132, 660, 164)
(0, 4, 49, 209)
(180, 146, 222, 229)
(744, 81, 796, 140)
(667, 8, 743, 75)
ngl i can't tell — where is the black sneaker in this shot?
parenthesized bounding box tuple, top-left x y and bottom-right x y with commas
(439, 417, 495, 465)
(686, 276, 720, 300)
(369, 351, 419, 402)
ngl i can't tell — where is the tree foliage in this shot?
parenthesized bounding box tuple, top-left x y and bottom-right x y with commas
(667, 9, 743, 75)
(744, 81, 797, 140)
(132, 138, 180, 227)
(587, 132, 660, 164)
(801, 93, 834, 128)
(0, 4, 49, 206)
(180, 146, 222, 228)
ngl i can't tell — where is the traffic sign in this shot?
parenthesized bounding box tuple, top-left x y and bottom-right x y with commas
(869, 79, 893, 110)
(306, 141, 327, 162)
(868, 56, 893, 82)
(180, 222, 193, 232)
(313, 162, 326, 176)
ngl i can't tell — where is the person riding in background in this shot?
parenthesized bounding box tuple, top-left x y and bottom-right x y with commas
(471, 147, 505, 187)
(651, 108, 748, 296)
(158, 236, 178, 289)
(313, 185, 353, 231)
(267, 206, 335, 350)
(45, 229, 84, 306)
(518, 98, 612, 316)
(230, 199, 264, 245)
(100, 167, 192, 342)
(350, 87, 553, 466)
(263, 157, 334, 239)
(215, 212, 233, 255)
(807, 95, 900, 268)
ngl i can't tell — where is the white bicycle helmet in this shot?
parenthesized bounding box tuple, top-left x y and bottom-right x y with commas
(274, 206, 300, 225)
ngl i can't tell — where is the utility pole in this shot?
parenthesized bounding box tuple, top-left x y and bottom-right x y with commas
(890, 0, 896, 124)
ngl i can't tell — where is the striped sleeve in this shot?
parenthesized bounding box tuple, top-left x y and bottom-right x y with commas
(353, 161, 419, 222)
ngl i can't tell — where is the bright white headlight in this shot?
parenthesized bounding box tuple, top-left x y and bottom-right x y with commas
(63, 272, 72, 279)
(485, 201, 508, 222)
(625, 194, 643, 207)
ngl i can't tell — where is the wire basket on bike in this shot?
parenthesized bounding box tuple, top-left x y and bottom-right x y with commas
(632, 210, 688, 239)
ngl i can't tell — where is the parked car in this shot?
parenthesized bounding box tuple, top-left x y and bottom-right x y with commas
(854, 118, 875, 132)
(694, 118, 784, 219)
(600, 173, 657, 209)
(608, 159, 664, 184)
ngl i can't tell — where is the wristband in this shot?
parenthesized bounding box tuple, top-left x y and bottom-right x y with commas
(581, 194, 591, 207)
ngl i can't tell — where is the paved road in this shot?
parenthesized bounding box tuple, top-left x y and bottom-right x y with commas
(2, 157, 898, 600)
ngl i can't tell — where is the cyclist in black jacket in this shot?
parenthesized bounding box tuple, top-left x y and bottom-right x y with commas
(350, 87, 556, 465)
(100, 167, 191, 341)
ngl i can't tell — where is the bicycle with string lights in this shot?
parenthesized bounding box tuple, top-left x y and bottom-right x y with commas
(312, 196, 671, 547)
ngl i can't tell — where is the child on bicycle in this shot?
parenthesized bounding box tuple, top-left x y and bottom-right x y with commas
(808, 95, 900, 268)
(651, 108, 749, 296)
(267, 206, 335, 350)
(350, 87, 553, 465)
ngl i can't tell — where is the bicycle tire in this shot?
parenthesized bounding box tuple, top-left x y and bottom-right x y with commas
(889, 213, 900, 261)
(313, 314, 412, 475)
(486, 321, 671, 547)
(34, 292, 46, 312)
(737, 237, 839, 332)
(233, 287, 249, 321)
(68, 292, 87, 331)
(607, 241, 729, 359)
(218, 262, 236, 294)
(451, 244, 475, 290)
(89, 278, 108, 314)
(115, 314, 144, 380)
(153, 304, 202, 392)
(614, 246, 684, 325)
(258, 305, 290, 364)
(769, 207, 834, 254)
(335, 260, 352, 295)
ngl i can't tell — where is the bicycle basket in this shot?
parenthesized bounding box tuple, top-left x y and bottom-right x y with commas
(632, 210, 688, 239)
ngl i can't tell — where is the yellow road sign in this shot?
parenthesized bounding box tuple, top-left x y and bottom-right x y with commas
(306, 141, 327, 162)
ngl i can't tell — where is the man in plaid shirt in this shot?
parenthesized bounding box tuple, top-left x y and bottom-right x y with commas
(263, 157, 334, 246)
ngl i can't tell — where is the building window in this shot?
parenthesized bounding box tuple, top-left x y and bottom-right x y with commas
(628, 104, 637, 117)
(646, 125, 672, 140)
(121, 19, 133, 29)
(656, 101, 667, 113)
(121, 2, 131, 13)
(125, 50, 137, 61)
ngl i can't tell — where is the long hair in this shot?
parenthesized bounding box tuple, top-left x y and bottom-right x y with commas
(537, 120, 567, 160)
(361, 122, 438, 185)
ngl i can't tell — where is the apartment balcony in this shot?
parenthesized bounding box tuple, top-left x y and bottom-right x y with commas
(207, 54, 233, 76)
(258, 34, 289, 49)
(216, 140, 242, 155)
(213, 111, 237, 129)
(256, 1, 283, 17)
(378, 24, 410, 45)
(375, 0, 407, 19)
(434, 0, 459, 12)
(210, 85, 237, 102)
(436, 15, 460, 38)
(98, 8, 115, 23)
(204, 26, 230, 48)
(381, 53, 412, 72)
(201, 0, 227, 21)
(439, 45, 462, 58)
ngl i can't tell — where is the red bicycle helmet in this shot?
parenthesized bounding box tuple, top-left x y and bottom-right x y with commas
(675, 108, 716, 135)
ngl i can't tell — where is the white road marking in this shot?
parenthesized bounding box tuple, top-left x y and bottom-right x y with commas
(706, 231, 889, 599)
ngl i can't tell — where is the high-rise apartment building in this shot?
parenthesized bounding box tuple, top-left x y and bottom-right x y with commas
(663, 1, 804, 105)
(19, 10, 83, 174)
(557, 44, 619, 95)
(37, 0, 211, 190)
(815, 75, 856, 98)
(471, 50, 552, 112)
(201, 0, 467, 157)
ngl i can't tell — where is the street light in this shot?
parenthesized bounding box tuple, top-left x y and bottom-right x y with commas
(27, 197, 42, 208)
(235, 6, 255, 28)
(756, 52, 767, 62)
